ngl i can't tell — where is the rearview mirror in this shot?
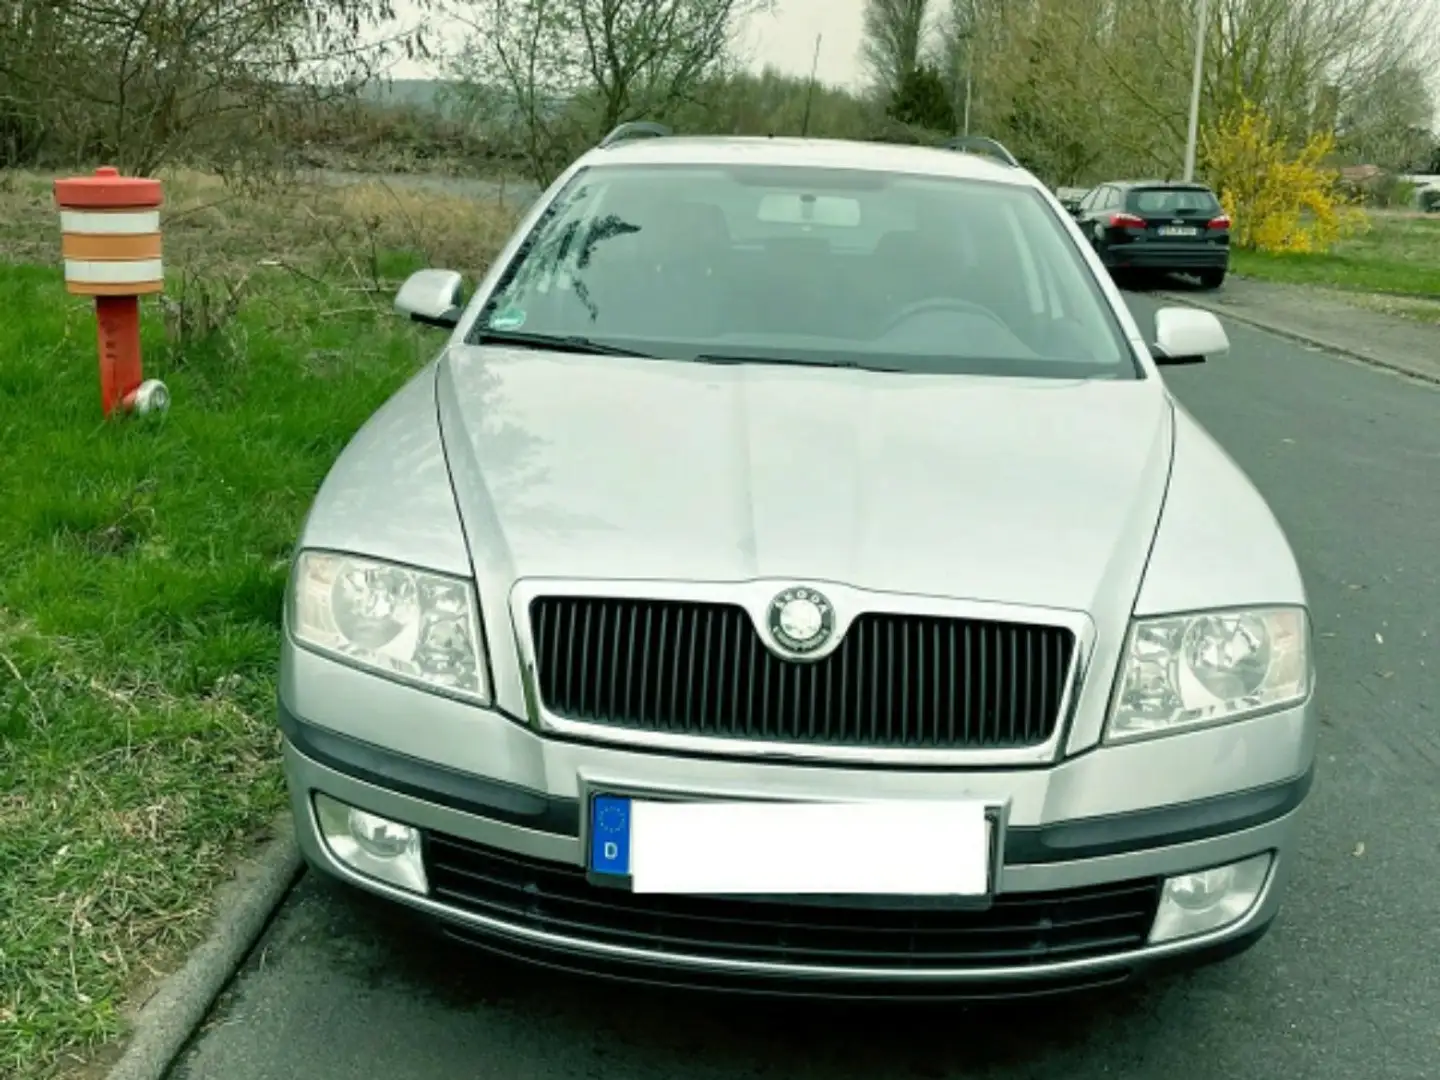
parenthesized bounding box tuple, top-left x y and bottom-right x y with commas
(395, 269, 464, 329)
(1151, 307, 1229, 365)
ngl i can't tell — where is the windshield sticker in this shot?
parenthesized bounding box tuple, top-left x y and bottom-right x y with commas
(489, 307, 527, 330)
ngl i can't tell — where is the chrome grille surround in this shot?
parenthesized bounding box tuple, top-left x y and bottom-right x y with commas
(509, 578, 1095, 767)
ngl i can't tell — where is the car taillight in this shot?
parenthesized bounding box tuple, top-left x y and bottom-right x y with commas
(1208, 215, 1231, 230)
(1109, 213, 1146, 228)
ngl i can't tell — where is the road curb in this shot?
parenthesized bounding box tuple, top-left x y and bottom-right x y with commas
(103, 816, 303, 1080)
(1157, 289, 1440, 387)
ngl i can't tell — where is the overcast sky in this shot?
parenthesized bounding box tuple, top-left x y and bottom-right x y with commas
(391, 0, 868, 88)
(734, 1, 868, 88)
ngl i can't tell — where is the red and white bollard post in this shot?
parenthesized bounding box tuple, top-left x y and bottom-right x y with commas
(54, 166, 170, 417)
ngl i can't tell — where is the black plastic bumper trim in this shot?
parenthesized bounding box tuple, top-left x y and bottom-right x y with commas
(1005, 763, 1313, 864)
(279, 702, 581, 835)
(435, 921, 1139, 1000)
(1106, 248, 1230, 270)
(421, 913, 1274, 1000)
(280, 705, 1312, 861)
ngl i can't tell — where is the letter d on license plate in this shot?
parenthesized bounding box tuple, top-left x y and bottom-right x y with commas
(588, 796, 990, 896)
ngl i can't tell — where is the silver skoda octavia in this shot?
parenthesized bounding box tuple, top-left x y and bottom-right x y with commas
(279, 126, 1316, 997)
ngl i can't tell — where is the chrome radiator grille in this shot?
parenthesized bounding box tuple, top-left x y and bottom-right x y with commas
(528, 596, 1076, 750)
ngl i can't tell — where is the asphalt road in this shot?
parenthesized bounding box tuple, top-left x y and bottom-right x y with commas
(170, 293, 1440, 1080)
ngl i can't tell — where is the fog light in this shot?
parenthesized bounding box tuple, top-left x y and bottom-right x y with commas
(1149, 852, 1272, 944)
(314, 793, 428, 894)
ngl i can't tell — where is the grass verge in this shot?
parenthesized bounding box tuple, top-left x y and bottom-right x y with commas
(0, 170, 519, 1078)
(1341, 292, 1440, 326)
(1230, 211, 1440, 300)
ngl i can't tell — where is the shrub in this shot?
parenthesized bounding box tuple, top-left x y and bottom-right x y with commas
(887, 64, 956, 133)
(1201, 100, 1367, 254)
(1366, 175, 1416, 210)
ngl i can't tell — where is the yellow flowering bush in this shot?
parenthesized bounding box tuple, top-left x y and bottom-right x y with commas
(1201, 100, 1368, 254)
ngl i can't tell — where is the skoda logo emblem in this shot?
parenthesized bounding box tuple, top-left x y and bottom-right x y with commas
(768, 587, 835, 655)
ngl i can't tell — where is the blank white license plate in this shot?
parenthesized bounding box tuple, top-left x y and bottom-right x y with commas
(1157, 225, 1199, 237)
(589, 796, 990, 896)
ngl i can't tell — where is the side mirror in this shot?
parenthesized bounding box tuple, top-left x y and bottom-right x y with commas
(1151, 307, 1229, 365)
(1061, 198, 1083, 215)
(395, 269, 464, 329)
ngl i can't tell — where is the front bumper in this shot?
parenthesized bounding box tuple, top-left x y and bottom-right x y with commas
(279, 647, 1315, 996)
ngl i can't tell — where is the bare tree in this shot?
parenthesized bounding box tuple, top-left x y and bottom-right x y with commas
(449, 0, 1437, 188)
(0, 0, 430, 173)
(445, 0, 771, 185)
(446, 0, 587, 186)
(1338, 64, 1436, 169)
(575, 0, 752, 129)
(935, 0, 1440, 183)
(861, 0, 933, 100)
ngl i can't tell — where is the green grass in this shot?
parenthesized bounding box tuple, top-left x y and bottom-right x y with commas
(1231, 211, 1440, 297)
(0, 163, 520, 1077)
(0, 261, 436, 1077)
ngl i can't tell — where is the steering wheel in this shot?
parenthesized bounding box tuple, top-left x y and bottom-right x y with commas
(879, 297, 1001, 335)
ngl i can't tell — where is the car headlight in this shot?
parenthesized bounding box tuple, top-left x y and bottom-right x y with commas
(287, 550, 489, 703)
(1106, 606, 1310, 742)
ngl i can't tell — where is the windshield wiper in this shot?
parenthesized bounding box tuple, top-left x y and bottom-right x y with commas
(693, 353, 904, 373)
(472, 334, 902, 371)
(471, 328, 657, 358)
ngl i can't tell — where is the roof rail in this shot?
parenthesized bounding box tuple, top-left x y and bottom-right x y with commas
(942, 135, 1020, 168)
(598, 121, 673, 149)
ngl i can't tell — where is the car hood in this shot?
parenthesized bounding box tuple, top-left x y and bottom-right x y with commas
(435, 346, 1173, 613)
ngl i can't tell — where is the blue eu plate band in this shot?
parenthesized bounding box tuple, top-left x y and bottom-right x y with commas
(587, 795, 634, 889)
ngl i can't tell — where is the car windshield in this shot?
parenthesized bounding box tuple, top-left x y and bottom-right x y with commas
(472, 163, 1138, 379)
(1128, 187, 1221, 215)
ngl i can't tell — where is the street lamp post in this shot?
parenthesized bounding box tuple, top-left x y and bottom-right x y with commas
(1182, 0, 1210, 181)
(964, 59, 972, 136)
(951, 30, 973, 137)
(800, 33, 822, 136)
